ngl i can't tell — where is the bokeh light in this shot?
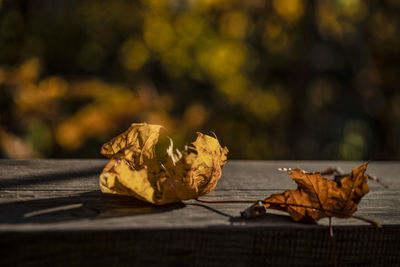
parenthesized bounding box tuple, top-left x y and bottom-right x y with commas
(0, 0, 399, 160)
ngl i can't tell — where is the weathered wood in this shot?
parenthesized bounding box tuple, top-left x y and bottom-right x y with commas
(0, 160, 399, 266)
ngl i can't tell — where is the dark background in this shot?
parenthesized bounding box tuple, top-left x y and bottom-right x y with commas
(0, 0, 399, 160)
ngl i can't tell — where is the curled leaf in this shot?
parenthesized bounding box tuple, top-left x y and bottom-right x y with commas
(99, 123, 228, 205)
(243, 162, 370, 222)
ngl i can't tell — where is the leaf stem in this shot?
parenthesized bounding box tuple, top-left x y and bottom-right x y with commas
(366, 174, 389, 189)
(195, 198, 255, 204)
(352, 215, 382, 228)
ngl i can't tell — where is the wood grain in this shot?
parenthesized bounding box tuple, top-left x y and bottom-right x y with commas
(0, 160, 399, 266)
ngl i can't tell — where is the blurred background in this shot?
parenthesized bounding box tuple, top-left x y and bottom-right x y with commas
(0, 0, 399, 160)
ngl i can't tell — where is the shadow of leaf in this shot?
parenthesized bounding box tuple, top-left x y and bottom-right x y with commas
(229, 213, 318, 227)
(0, 190, 185, 224)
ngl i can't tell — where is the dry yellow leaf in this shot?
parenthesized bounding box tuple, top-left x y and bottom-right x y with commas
(99, 123, 228, 204)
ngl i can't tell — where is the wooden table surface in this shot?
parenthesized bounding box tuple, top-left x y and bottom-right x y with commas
(0, 160, 399, 266)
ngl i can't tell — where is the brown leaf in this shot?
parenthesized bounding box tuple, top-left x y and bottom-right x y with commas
(99, 123, 228, 205)
(263, 162, 369, 222)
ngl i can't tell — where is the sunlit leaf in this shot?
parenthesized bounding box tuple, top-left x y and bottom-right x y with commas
(100, 123, 228, 204)
(242, 162, 370, 222)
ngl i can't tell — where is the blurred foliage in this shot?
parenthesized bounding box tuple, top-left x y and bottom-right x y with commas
(0, 0, 399, 160)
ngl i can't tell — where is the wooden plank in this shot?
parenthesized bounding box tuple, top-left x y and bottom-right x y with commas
(0, 160, 399, 229)
(0, 160, 399, 266)
(0, 159, 104, 191)
(1, 160, 399, 190)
